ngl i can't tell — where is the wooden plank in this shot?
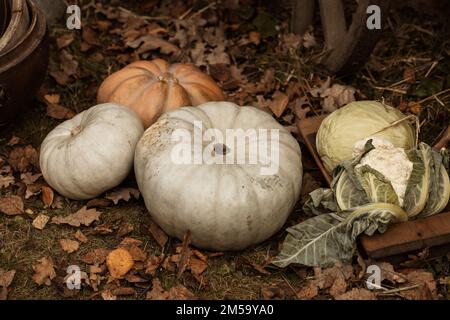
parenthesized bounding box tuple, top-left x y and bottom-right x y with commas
(297, 116, 332, 185)
(296, 115, 450, 261)
(360, 211, 450, 259)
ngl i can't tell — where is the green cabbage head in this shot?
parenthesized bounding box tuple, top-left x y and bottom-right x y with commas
(316, 101, 416, 172)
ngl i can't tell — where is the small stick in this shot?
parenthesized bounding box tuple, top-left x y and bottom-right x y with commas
(433, 125, 450, 150)
(376, 284, 421, 296)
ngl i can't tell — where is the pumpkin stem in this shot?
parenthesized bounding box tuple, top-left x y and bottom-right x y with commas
(71, 125, 83, 137)
(158, 72, 178, 83)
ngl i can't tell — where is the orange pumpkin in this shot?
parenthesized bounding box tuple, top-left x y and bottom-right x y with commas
(97, 59, 225, 128)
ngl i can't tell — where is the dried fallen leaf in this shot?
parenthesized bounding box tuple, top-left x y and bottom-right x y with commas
(177, 231, 191, 279)
(32, 257, 56, 286)
(111, 287, 136, 296)
(189, 258, 207, 276)
(46, 103, 76, 120)
(321, 84, 356, 113)
(399, 269, 438, 300)
(127, 35, 180, 55)
(146, 278, 197, 300)
(41, 186, 54, 207)
(60, 50, 78, 77)
(0, 195, 24, 215)
(0, 269, 15, 301)
(335, 288, 377, 300)
(82, 248, 110, 265)
(0, 269, 16, 288)
(261, 285, 286, 300)
(82, 26, 101, 46)
(56, 33, 75, 49)
(60, 239, 80, 254)
(7, 136, 20, 146)
(74, 230, 88, 243)
(52, 206, 101, 227)
(32, 214, 50, 230)
(106, 188, 140, 205)
(117, 222, 134, 237)
(269, 91, 289, 118)
(241, 256, 270, 275)
(106, 248, 134, 279)
(296, 281, 319, 300)
(86, 198, 112, 208)
(145, 255, 163, 276)
(148, 219, 168, 247)
(8, 145, 39, 173)
(0, 175, 14, 189)
(20, 172, 41, 185)
(101, 289, 117, 300)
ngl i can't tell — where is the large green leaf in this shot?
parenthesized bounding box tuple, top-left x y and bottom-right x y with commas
(303, 188, 339, 216)
(404, 143, 431, 217)
(273, 203, 408, 268)
(355, 165, 399, 205)
(418, 149, 450, 218)
(334, 170, 369, 210)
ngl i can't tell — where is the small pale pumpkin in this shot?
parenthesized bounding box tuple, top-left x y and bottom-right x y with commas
(134, 101, 303, 251)
(40, 103, 144, 200)
(97, 59, 225, 128)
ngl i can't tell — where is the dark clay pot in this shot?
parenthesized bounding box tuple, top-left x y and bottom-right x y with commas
(0, 0, 49, 127)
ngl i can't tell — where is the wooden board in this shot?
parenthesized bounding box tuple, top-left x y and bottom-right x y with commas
(297, 116, 450, 261)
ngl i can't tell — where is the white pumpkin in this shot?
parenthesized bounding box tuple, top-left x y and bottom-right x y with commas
(40, 103, 144, 200)
(135, 101, 303, 251)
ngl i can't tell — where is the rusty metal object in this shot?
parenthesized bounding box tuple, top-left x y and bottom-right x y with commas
(0, 0, 30, 53)
(1, 0, 11, 36)
(0, 0, 49, 127)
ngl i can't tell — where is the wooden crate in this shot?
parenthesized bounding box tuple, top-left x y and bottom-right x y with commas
(297, 116, 450, 262)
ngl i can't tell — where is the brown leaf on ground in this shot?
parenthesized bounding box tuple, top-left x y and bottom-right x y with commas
(335, 288, 377, 300)
(41, 186, 54, 207)
(148, 219, 168, 247)
(146, 278, 197, 300)
(0, 195, 24, 215)
(106, 248, 134, 279)
(82, 26, 101, 46)
(94, 223, 114, 235)
(117, 222, 134, 237)
(329, 275, 348, 298)
(81, 248, 110, 265)
(293, 97, 311, 121)
(261, 285, 286, 300)
(269, 91, 289, 118)
(111, 287, 136, 296)
(119, 237, 143, 248)
(0, 269, 16, 288)
(101, 290, 117, 300)
(74, 230, 88, 243)
(403, 67, 416, 83)
(7, 136, 20, 146)
(189, 258, 207, 276)
(60, 50, 78, 77)
(20, 172, 41, 185)
(86, 198, 113, 208)
(128, 245, 147, 262)
(125, 274, 148, 283)
(145, 255, 163, 276)
(60, 239, 80, 254)
(56, 33, 75, 49)
(32, 214, 50, 230)
(296, 281, 319, 300)
(106, 188, 140, 205)
(0, 269, 15, 301)
(0, 175, 14, 189)
(52, 206, 101, 227)
(313, 263, 354, 291)
(321, 84, 356, 113)
(177, 231, 191, 279)
(46, 103, 76, 120)
(32, 257, 56, 286)
(8, 145, 39, 172)
(127, 35, 180, 55)
(399, 269, 438, 300)
(241, 256, 270, 275)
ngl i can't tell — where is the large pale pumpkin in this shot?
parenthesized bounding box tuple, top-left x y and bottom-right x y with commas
(135, 101, 303, 251)
(97, 59, 225, 128)
(40, 103, 144, 200)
